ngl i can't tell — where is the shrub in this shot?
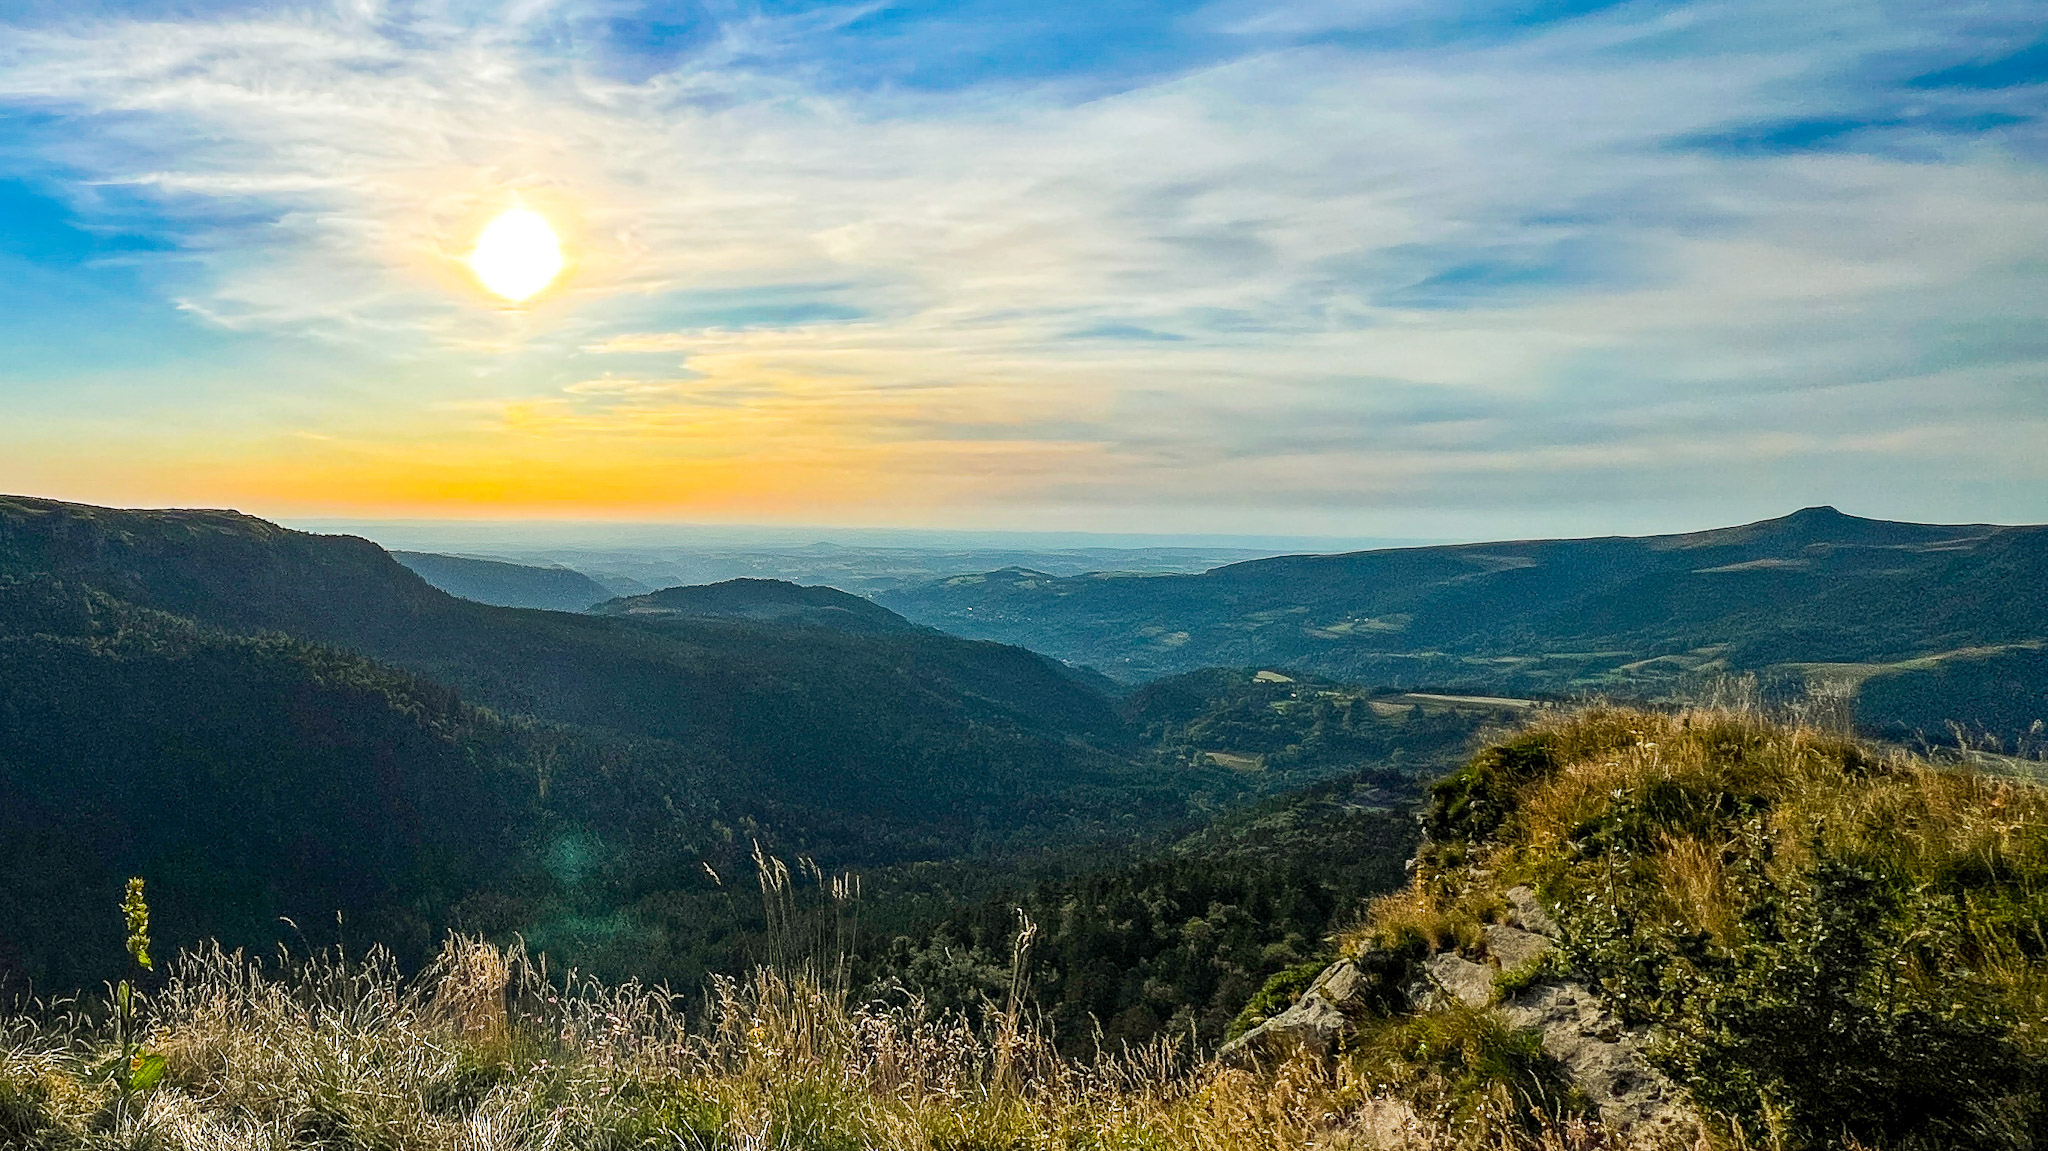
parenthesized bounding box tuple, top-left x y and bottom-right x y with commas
(1654, 856, 2044, 1149)
(1421, 734, 1560, 847)
(1226, 960, 1327, 1041)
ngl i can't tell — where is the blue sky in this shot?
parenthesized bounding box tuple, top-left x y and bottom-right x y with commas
(0, 0, 2043, 536)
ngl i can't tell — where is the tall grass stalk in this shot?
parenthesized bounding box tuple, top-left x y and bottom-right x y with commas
(0, 931, 1668, 1150)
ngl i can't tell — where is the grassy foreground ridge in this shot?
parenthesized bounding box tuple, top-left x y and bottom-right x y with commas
(6, 706, 2047, 1149)
(1343, 705, 2048, 1148)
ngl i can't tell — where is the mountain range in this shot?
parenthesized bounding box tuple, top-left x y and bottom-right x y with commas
(878, 507, 2048, 749)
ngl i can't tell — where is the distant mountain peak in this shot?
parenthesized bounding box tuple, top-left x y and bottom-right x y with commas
(877, 505, 2046, 695)
(1661, 505, 1989, 552)
(0, 492, 449, 636)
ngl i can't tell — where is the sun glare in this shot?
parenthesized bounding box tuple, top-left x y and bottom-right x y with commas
(468, 207, 563, 303)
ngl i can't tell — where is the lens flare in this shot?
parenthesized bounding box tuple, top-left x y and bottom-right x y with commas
(468, 208, 563, 302)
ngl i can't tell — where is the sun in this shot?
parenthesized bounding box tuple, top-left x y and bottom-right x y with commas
(468, 207, 563, 303)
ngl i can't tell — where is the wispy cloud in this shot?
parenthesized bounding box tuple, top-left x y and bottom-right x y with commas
(0, 0, 2042, 532)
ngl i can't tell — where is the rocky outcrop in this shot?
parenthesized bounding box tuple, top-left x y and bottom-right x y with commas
(1485, 922, 1552, 970)
(1505, 883, 1560, 937)
(1219, 884, 1696, 1142)
(1420, 952, 1493, 1008)
(1482, 887, 1691, 1138)
(1218, 959, 1367, 1063)
(1500, 983, 1692, 1140)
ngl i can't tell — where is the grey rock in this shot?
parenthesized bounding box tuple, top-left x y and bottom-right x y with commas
(1504, 885, 1561, 938)
(1502, 982, 1695, 1139)
(1484, 923, 1553, 971)
(1423, 953, 1495, 1008)
(1211, 913, 1697, 1144)
(1400, 974, 1437, 1011)
(1218, 987, 1350, 1066)
(1312, 959, 1370, 1009)
(1218, 959, 1373, 1067)
(1345, 1098, 1428, 1148)
(1266, 993, 1349, 1054)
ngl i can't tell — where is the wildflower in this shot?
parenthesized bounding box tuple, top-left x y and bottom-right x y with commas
(121, 877, 152, 971)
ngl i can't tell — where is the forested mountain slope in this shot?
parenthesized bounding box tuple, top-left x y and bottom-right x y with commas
(0, 496, 1466, 996)
(868, 769, 1423, 1055)
(0, 497, 1177, 990)
(0, 495, 1142, 845)
(0, 576, 672, 988)
(392, 550, 614, 611)
(880, 507, 2048, 746)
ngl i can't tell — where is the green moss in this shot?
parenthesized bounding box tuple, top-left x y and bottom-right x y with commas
(1489, 950, 1560, 1005)
(1353, 1005, 1589, 1138)
(1226, 959, 1327, 1041)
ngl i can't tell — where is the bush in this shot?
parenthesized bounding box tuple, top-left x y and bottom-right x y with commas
(1421, 734, 1560, 847)
(1655, 857, 2044, 1149)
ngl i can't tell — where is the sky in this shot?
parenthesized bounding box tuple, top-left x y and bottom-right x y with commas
(0, 0, 2043, 539)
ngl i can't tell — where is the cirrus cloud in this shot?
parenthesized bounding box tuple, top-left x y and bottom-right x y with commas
(0, 0, 2042, 534)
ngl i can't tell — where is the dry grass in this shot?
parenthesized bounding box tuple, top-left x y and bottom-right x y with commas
(1330, 701, 2048, 1149)
(1494, 705, 2048, 967)
(0, 935, 1691, 1151)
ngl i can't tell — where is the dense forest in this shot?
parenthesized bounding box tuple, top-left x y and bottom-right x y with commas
(864, 770, 1422, 1054)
